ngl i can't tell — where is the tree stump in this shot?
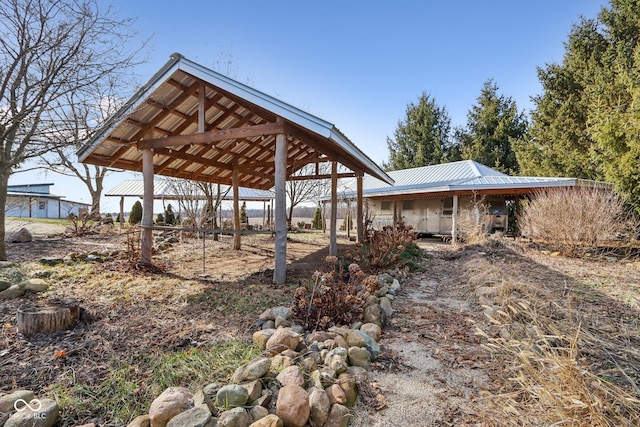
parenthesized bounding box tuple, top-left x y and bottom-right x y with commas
(17, 299, 80, 335)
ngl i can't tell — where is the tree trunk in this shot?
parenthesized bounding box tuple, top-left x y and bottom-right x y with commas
(0, 171, 10, 260)
(288, 203, 294, 228)
(17, 299, 80, 335)
(89, 173, 104, 216)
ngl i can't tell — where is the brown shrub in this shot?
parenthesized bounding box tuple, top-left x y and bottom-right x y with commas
(518, 187, 638, 256)
(351, 222, 422, 272)
(292, 260, 378, 331)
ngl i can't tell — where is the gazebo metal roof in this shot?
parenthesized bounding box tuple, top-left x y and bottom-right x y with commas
(77, 53, 393, 189)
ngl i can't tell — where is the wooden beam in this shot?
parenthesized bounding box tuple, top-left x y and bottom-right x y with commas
(329, 161, 338, 256)
(356, 174, 364, 243)
(273, 122, 287, 285)
(137, 122, 285, 150)
(233, 168, 241, 250)
(140, 148, 154, 265)
(153, 147, 232, 171)
(288, 172, 355, 181)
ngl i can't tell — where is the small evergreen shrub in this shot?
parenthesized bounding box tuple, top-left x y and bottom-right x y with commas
(129, 201, 143, 224)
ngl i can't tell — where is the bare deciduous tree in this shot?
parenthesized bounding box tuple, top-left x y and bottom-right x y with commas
(0, 0, 145, 259)
(286, 162, 331, 226)
(41, 81, 136, 215)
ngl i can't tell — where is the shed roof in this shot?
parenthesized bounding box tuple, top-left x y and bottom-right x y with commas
(77, 53, 393, 190)
(338, 160, 610, 199)
(106, 179, 274, 201)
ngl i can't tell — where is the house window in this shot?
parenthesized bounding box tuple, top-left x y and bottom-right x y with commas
(38, 201, 46, 210)
(380, 201, 392, 211)
(402, 200, 413, 210)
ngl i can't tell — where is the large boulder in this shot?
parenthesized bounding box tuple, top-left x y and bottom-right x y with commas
(5, 397, 59, 427)
(0, 284, 25, 299)
(323, 404, 350, 427)
(148, 387, 193, 427)
(166, 406, 214, 427)
(231, 357, 271, 383)
(265, 328, 301, 355)
(10, 228, 32, 243)
(216, 385, 249, 409)
(217, 407, 250, 427)
(276, 366, 305, 388)
(0, 390, 35, 413)
(275, 385, 309, 427)
(248, 414, 283, 427)
(307, 387, 330, 427)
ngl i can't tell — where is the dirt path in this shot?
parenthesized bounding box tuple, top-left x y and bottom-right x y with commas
(353, 241, 495, 426)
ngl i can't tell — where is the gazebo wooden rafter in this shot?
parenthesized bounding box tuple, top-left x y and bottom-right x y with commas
(78, 53, 393, 283)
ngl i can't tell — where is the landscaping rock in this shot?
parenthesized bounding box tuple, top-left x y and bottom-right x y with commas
(242, 380, 262, 403)
(359, 323, 381, 342)
(149, 387, 193, 427)
(261, 320, 275, 330)
(270, 355, 293, 374)
(343, 330, 366, 348)
(231, 358, 271, 383)
(347, 346, 371, 370)
(0, 284, 25, 299)
(333, 335, 348, 349)
(307, 387, 330, 427)
(5, 397, 58, 427)
(275, 385, 309, 427)
(352, 330, 381, 357)
(337, 373, 358, 407)
(166, 406, 213, 427)
(127, 414, 151, 427)
(0, 277, 12, 292)
(217, 407, 250, 427)
(299, 357, 317, 373)
(216, 385, 249, 409)
(379, 296, 393, 317)
(10, 228, 32, 243)
(40, 257, 63, 266)
(248, 414, 283, 427)
(248, 405, 269, 422)
(266, 328, 301, 355)
(323, 404, 350, 427)
(252, 329, 276, 350)
(363, 304, 384, 327)
(251, 392, 272, 408)
(325, 384, 346, 406)
(306, 331, 334, 344)
(259, 306, 290, 321)
(346, 366, 368, 383)
(274, 316, 292, 328)
(0, 390, 36, 413)
(378, 273, 393, 285)
(276, 365, 305, 388)
(21, 278, 49, 293)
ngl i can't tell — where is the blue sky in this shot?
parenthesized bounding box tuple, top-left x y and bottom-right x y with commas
(11, 0, 605, 212)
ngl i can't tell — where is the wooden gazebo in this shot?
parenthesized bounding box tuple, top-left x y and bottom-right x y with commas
(78, 53, 393, 283)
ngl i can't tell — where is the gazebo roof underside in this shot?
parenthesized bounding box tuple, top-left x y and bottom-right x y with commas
(78, 54, 392, 191)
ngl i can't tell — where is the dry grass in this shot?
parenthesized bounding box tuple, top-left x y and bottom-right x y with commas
(461, 245, 640, 426)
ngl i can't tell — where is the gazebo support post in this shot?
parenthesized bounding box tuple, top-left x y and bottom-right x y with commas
(356, 173, 364, 243)
(119, 196, 124, 229)
(329, 161, 338, 256)
(393, 200, 398, 228)
(273, 125, 287, 284)
(452, 194, 458, 245)
(140, 148, 154, 265)
(232, 167, 241, 250)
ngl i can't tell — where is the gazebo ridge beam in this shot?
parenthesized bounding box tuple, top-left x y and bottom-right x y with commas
(136, 122, 285, 150)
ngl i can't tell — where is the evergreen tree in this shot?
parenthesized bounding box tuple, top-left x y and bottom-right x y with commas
(240, 202, 249, 224)
(515, 0, 640, 211)
(129, 201, 143, 224)
(165, 204, 176, 225)
(156, 213, 164, 224)
(385, 93, 458, 170)
(458, 79, 527, 174)
(312, 207, 322, 230)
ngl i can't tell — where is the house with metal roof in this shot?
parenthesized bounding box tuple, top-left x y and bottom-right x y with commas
(6, 183, 90, 219)
(336, 160, 609, 240)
